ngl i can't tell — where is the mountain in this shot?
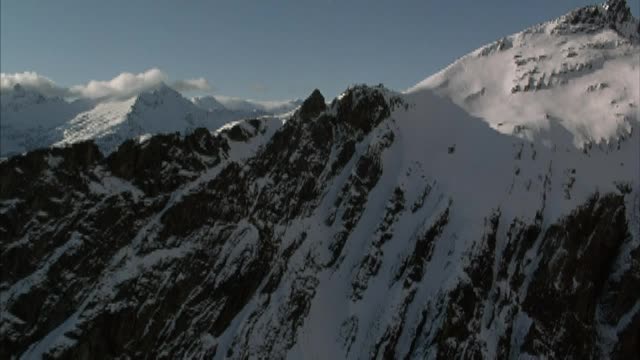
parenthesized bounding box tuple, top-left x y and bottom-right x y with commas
(53, 84, 229, 154)
(192, 95, 303, 121)
(408, 0, 639, 148)
(0, 84, 301, 157)
(1, 1, 639, 359)
(191, 95, 227, 112)
(190, 96, 268, 129)
(196, 95, 303, 114)
(0, 84, 93, 157)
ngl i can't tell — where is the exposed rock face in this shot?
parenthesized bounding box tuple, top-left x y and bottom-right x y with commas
(604, 0, 633, 25)
(559, 0, 639, 39)
(1, 83, 638, 359)
(298, 89, 326, 120)
(106, 129, 226, 196)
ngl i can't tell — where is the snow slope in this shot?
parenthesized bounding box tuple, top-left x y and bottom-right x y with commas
(408, 0, 639, 148)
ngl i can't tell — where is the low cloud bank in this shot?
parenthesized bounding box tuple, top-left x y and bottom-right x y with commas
(1, 68, 212, 100)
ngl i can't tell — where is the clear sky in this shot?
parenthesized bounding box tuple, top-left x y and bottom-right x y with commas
(1, 0, 638, 100)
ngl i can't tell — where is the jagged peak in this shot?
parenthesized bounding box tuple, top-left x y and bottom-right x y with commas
(132, 82, 187, 110)
(4, 83, 42, 98)
(298, 89, 326, 119)
(409, 0, 639, 149)
(149, 82, 181, 96)
(0, 83, 50, 109)
(603, 0, 633, 22)
(555, 0, 639, 40)
(191, 95, 226, 111)
(331, 84, 396, 133)
(334, 84, 396, 110)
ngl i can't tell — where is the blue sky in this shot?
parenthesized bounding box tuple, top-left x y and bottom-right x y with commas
(1, 0, 638, 100)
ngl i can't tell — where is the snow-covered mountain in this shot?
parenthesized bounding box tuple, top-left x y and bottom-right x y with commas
(0, 84, 301, 157)
(0, 84, 93, 157)
(408, 0, 639, 148)
(208, 95, 303, 114)
(191, 95, 228, 112)
(1, 1, 638, 359)
(191, 95, 303, 125)
(192, 95, 302, 115)
(53, 84, 228, 154)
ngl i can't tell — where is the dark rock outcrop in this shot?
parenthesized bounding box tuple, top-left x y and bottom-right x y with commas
(298, 89, 326, 120)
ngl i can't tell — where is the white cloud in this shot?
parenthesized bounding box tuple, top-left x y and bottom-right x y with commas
(1, 69, 214, 101)
(172, 78, 211, 92)
(1, 71, 71, 98)
(69, 68, 168, 100)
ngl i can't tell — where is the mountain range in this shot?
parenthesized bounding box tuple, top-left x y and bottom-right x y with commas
(0, 83, 301, 157)
(0, 0, 638, 358)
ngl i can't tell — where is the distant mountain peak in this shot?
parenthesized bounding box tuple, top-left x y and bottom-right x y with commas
(1, 83, 50, 111)
(145, 82, 182, 97)
(6, 83, 38, 98)
(132, 83, 185, 111)
(191, 95, 226, 112)
(154, 81, 178, 93)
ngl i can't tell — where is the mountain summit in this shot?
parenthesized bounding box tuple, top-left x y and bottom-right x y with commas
(298, 89, 326, 119)
(558, 0, 639, 39)
(603, 0, 635, 28)
(409, 0, 638, 148)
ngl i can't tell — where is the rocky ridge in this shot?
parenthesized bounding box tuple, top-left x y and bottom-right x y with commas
(1, 1, 639, 359)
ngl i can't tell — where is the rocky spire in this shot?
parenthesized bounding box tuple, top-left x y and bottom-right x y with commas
(603, 0, 632, 24)
(561, 0, 638, 39)
(298, 88, 326, 120)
